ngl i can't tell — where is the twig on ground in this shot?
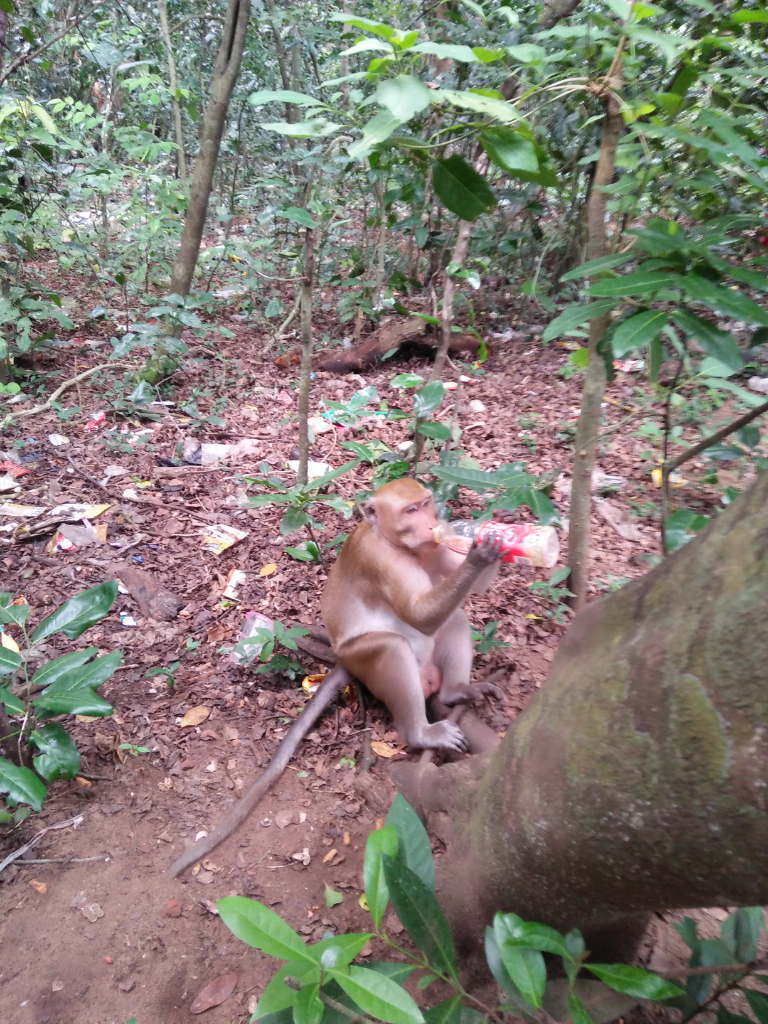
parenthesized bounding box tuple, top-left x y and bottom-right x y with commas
(0, 814, 85, 874)
(2, 363, 131, 424)
(15, 856, 106, 865)
(66, 451, 113, 495)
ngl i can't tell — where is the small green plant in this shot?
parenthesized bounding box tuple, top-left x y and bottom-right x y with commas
(118, 742, 149, 757)
(0, 582, 121, 823)
(528, 567, 574, 623)
(145, 662, 180, 688)
(217, 794, 685, 1024)
(183, 637, 201, 653)
(232, 619, 309, 681)
(0, 381, 20, 395)
(472, 620, 510, 655)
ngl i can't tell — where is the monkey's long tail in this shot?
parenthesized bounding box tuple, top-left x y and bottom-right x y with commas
(165, 665, 353, 879)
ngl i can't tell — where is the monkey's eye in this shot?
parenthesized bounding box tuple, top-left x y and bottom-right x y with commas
(405, 506, 418, 514)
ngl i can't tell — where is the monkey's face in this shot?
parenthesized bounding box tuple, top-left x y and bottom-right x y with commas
(365, 480, 438, 552)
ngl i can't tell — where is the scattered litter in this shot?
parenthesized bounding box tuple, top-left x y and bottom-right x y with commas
(458, 375, 476, 383)
(308, 416, 334, 435)
(48, 433, 69, 446)
(231, 611, 274, 665)
(292, 847, 311, 866)
(84, 411, 106, 432)
(13, 503, 110, 541)
(652, 467, 686, 489)
(182, 437, 261, 466)
(122, 488, 140, 500)
(201, 524, 249, 555)
(276, 391, 294, 406)
(468, 399, 486, 414)
(0, 503, 46, 518)
(46, 522, 108, 553)
(302, 673, 326, 696)
(119, 613, 138, 627)
(223, 568, 247, 600)
(748, 376, 768, 395)
(0, 461, 27, 477)
(397, 441, 413, 452)
(0, 476, 18, 493)
(443, 381, 458, 391)
(556, 468, 626, 499)
(287, 460, 331, 480)
(103, 465, 127, 481)
(179, 706, 211, 728)
(614, 359, 645, 373)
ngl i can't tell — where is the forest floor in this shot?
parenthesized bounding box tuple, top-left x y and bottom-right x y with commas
(0, 269, 754, 1024)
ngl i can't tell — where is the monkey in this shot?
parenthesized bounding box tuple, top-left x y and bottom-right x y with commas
(321, 478, 505, 753)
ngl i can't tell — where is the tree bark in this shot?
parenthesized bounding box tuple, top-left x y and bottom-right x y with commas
(158, 0, 188, 183)
(297, 227, 316, 487)
(567, 73, 623, 610)
(397, 468, 768, 955)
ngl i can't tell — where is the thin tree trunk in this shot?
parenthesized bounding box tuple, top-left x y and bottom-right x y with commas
(264, 0, 296, 124)
(397, 467, 768, 953)
(158, 0, 187, 183)
(432, 219, 472, 381)
(144, 0, 250, 380)
(567, 71, 623, 610)
(297, 228, 316, 487)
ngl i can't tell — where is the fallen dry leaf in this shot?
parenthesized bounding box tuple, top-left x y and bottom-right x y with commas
(28, 878, 48, 894)
(195, 870, 214, 885)
(371, 740, 399, 759)
(75, 776, 92, 787)
(180, 706, 211, 728)
(207, 623, 228, 643)
(190, 972, 238, 1014)
(259, 563, 278, 576)
(275, 808, 295, 829)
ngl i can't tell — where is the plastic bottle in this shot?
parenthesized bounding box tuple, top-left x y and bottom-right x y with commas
(434, 519, 560, 569)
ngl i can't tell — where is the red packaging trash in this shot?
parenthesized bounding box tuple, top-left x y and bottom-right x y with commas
(434, 519, 560, 569)
(0, 462, 29, 478)
(84, 411, 106, 432)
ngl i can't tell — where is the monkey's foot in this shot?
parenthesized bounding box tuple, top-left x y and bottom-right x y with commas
(415, 719, 468, 754)
(441, 681, 505, 706)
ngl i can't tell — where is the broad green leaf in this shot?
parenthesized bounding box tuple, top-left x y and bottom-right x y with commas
(0, 646, 21, 676)
(386, 793, 435, 891)
(0, 602, 28, 627)
(432, 155, 496, 221)
(364, 826, 398, 927)
(417, 421, 451, 440)
(330, 965, 424, 1024)
(217, 897, 314, 963)
(542, 300, 617, 343)
(280, 508, 311, 535)
(623, 23, 695, 66)
(262, 120, 340, 138)
(664, 509, 709, 552)
(431, 464, 523, 492)
(33, 687, 113, 716)
(250, 89, 325, 107)
(341, 38, 393, 56)
(257, 962, 319, 1017)
(498, 945, 546, 1009)
(293, 982, 323, 1024)
(671, 310, 744, 371)
(559, 253, 635, 282)
(588, 271, 680, 298)
(682, 276, 768, 327)
(0, 757, 46, 811)
(424, 997, 462, 1024)
(305, 458, 361, 491)
(472, 46, 503, 62)
(328, 13, 395, 38)
(587, 964, 684, 1001)
(0, 686, 23, 714)
(733, 8, 768, 20)
(613, 311, 669, 357)
(29, 722, 81, 781)
(382, 855, 458, 979)
(41, 651, 122, 694)
(309, 933, 372, 967)
(745, 989, 768, 1024)
(413, 381, 445, 417)
(494, 913, 573, 959)
(348, 110, 403, 160)
(437, 88, 518, 123)
(480, 128, 538, 175)
(411, 42, 478, 62)
(377, 76, 431, 122)
(278, 207, 319, 229)
(31, 582, 119, 643)
(31, 103, 58, 135)
(568, 993, 595, 1024)
(526, 488, 560, 525)
(390, 373, 425, 388)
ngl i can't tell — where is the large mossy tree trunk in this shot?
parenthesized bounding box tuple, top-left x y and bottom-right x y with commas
(401, 469, 768, 954)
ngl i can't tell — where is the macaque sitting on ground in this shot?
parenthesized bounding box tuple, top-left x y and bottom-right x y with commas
(321, 478, 504, 752)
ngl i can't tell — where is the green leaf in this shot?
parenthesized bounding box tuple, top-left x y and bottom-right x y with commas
(587, 965, 684, 1001)
(257, 962, 319, 1018)
(349, 109, 403, 159)
(411, 42, 478, 62)
(417, 421, 451, 440)
(0, 602, 28, 627)
(330, 965, 424, 1024)
(250, 89, 324, 107)
(587, 271, 680, 298)
(278, 207, 319, 229)
(33, 686, 113, 716)
(0, 685, 23, 714)
(664, 509, 709, 552)
(341, 38, 393, 57)
(390, 373, 425, 388)
(377, 76, 431, 122)
(559, 254, 636, 282)
(262, 119, 340, 138)
(386, 793, 435, 890)
(671, 310, 744, 371)
(432, 156, 497, 221)
(682, 276, 768, 326)
(293, 982, 323, 1024)
(280, 508, 311, 535)
(41, 651, 122, 694)
(613, 311, 669, 358)
(498, 945, 546, 1009)
(413, 381, 445, 417)
(217, 897, 314, 963)
(745, 989, 768, 1024)
(542, 301, 617, 343)
(733, 8, 768, 20)
(31, 582, 119, 643)
(29, 722, 81, 781)
(480, 128, 538, 175)
(526, 488, 560, 525)
(382, 854, 458, 979)
(0, 646, 22, 676)
(0, 757, 46, 811)
(304, 458, 361, 491)
(494, 913, 573, 959)
(328, 13, 395, 38)
(309, 933, 372, 967)
(721, 907, 763, 963)
(364, 825, 398, 927)
(424, 997, 463, 1024)
(568, 993, 595, 1024)
(437, 88, 518, 123)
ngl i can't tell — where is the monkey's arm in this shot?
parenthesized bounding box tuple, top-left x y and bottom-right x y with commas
(427, 543, 500, 593)
(165, 665, 352, 878)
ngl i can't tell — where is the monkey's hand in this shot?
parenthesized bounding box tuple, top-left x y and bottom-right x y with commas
(441, 681, 505, 706)
(419, 719, 468, 753)
(466, 530, 504, 568)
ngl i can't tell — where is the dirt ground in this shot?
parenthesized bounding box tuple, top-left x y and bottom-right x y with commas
(0, 272, 755, 1024)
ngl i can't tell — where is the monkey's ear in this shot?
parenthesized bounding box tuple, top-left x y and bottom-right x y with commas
(362, 498, 378, 525)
